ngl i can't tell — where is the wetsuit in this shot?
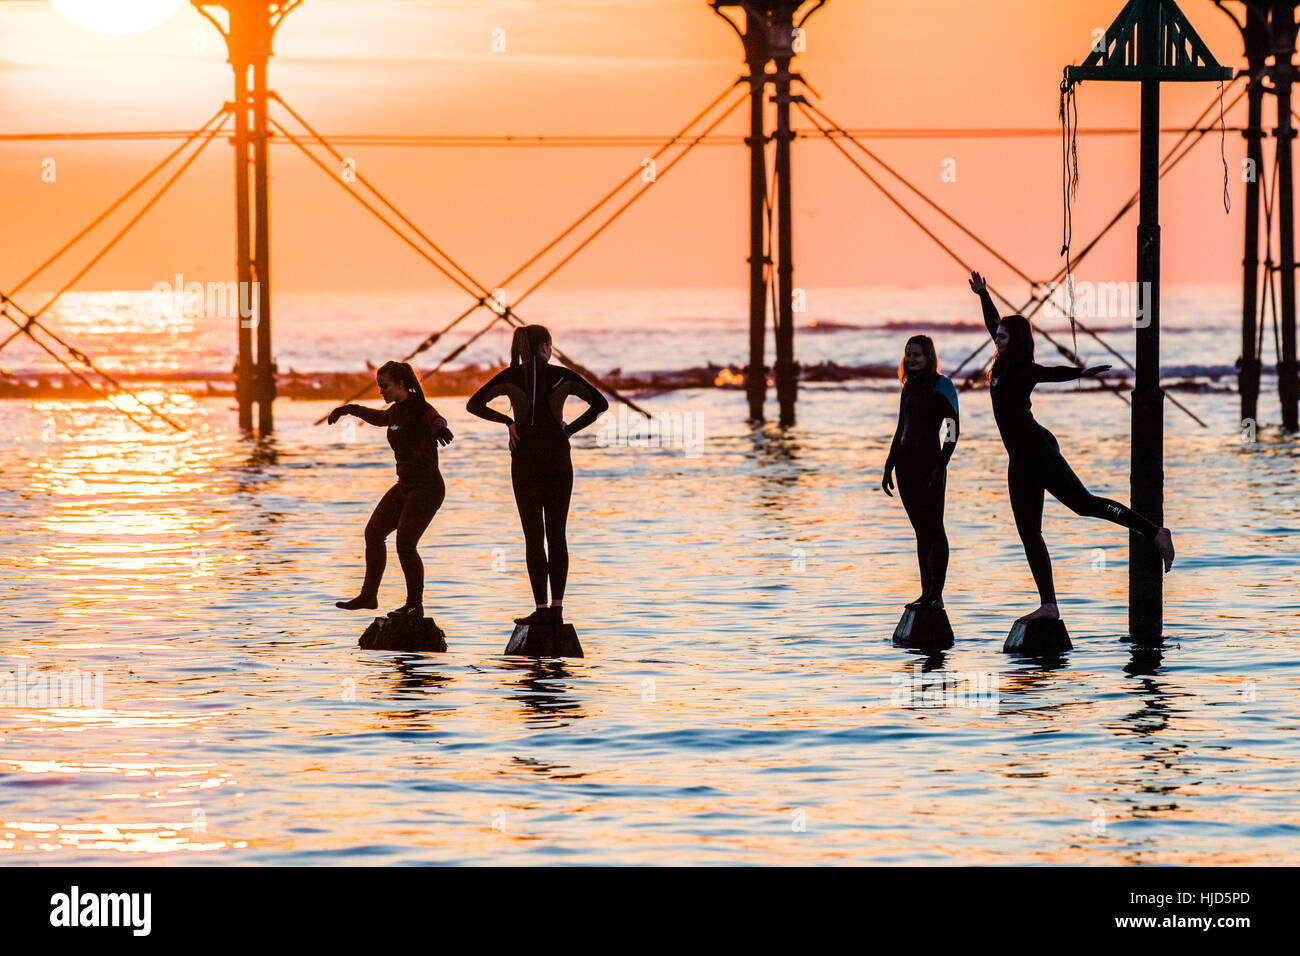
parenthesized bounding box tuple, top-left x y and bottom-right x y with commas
(345, 396, 448, 608)
(466, 360, 609, 605)
(885, 374, 960, 601)
(978, 288, 1159, 603)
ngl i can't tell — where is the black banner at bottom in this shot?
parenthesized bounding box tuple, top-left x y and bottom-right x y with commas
(0, 865, 1280, 943)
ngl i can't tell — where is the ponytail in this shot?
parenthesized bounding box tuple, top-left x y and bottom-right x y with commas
(509, 325, 552, 426)
(376, 360, 425, 402)
(509, 325, 552, 369)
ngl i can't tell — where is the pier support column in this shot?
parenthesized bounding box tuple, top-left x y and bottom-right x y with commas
(251, 17, 275, 436)
(771, 18, 797, 427)
(1240, 61, 1265, 425)
(1275, 2, 1300, 432)
(1130, 76, 1165, 644)
(712, 2, 824, 426)
(743, 23, 770, 423)
(196, 0, 296, 436)
(230, 18, 253, 432)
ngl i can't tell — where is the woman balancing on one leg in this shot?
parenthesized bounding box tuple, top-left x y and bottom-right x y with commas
(327, 361, 454, 618)
(881, 334, 960, 609)
(968, 270, 1175, 622)
(466, 325, 609, 626)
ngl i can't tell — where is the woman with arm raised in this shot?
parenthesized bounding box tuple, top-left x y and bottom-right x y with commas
(969, 270, 1174, 623)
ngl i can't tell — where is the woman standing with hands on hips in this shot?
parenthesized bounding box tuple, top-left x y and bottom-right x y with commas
(969, 270, 1175, 623)
(327, 361, 454, 619)
(467, 325, 609, 626)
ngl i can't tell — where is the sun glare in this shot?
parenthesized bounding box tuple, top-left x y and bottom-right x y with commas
(52, 0, 186, 36)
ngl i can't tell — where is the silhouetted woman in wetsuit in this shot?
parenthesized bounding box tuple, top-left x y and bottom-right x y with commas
(969, 271, 1175, 622)
(466, 325, 609, 625)
(327, 360, 454, 618)
(881, 334, 960, 609)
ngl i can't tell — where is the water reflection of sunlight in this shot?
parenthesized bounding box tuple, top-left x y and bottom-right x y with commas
(0, 749, 240, 853)
(15, 404, 230, 611)
(15, 706, 229, 730)
(0, 745, 241, 854)
(1, 757, 223, 779)
(1, 819, 241, 854)
(43, 293, 203, 376)
(0, 368, 1294, 865)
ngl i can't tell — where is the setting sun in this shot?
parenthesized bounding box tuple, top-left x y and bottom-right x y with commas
(52, 0, 184, 35)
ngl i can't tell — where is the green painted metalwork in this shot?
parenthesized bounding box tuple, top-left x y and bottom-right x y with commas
(1066, 0, 1232, 83)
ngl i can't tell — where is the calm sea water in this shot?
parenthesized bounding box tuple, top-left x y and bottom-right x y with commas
(2, 287, 1298, 865)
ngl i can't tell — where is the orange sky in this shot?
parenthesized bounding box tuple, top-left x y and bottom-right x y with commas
(0, 0, 1271, 296)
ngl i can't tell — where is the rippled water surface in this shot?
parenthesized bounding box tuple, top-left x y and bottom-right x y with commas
(2, 292, 1299, 864)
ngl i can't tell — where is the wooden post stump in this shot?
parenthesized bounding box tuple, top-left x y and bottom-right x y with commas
(892, 607, 954, 649)
(1002, 618, 1072, 655)
(359, 615, 447, 652)
(505, 621, 584, 658)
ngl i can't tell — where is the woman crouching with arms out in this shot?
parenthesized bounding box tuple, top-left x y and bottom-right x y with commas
(328, 360, 454, 618)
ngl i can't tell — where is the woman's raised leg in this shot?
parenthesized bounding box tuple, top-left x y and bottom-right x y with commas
(1040, 448, 1174, 570)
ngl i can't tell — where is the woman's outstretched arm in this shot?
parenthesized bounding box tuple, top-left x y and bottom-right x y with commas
(327, 403, 390, 426)
(969, 271, 999, 340)
(1032, 363, 1110, 384)
(426, 405, 454, 446)
(562, 373, 610, 437)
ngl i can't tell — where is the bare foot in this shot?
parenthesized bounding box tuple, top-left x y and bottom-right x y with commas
(1017, 602, 1059, 623)
(335, 594, 378, 610)
(1154, 528, 1175, 572)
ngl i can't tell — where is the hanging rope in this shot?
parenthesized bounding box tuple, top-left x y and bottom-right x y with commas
(1219, 79, 1231, 214)
(1059, 75, 1082, 367)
